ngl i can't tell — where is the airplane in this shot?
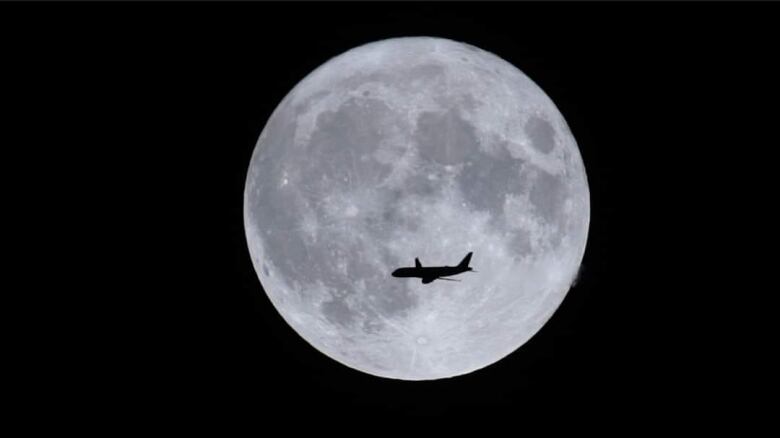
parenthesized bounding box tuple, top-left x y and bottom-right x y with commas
(391, 252, 475, 284)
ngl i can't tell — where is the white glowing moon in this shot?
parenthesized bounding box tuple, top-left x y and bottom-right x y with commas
(244, 37, 589, 380)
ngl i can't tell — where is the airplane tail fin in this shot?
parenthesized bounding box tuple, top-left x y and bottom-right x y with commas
(457, 252, 473, 269)
(415, 258, 422, 268)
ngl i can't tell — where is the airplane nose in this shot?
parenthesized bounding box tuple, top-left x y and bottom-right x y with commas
(391, 269, 400, 277)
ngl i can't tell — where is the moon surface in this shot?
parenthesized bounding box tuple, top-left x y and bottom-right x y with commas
(244, 37, 589, 380)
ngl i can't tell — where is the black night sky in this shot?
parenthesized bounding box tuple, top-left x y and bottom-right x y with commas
(12, 1, 774, 427)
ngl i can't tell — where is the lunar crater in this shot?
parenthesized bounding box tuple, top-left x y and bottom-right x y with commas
(525, 115, 557, 154)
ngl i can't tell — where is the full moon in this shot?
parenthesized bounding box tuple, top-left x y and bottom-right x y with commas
(244, 37, 589, 380)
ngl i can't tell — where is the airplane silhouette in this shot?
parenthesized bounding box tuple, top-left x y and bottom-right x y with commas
(391, 252, 475, 284)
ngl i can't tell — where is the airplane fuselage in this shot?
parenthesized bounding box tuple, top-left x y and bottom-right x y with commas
(391, 266, 466, 279)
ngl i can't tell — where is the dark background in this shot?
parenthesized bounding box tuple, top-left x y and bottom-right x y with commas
(8, 1, 774, 426)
